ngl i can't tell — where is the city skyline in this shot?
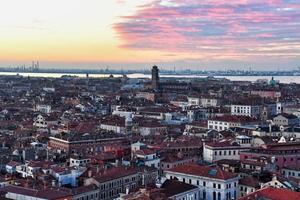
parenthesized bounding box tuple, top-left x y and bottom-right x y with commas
(1, 0, 300, 70)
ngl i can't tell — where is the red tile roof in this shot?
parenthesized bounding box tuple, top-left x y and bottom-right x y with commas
(93, 166, 138, 183)
(205, 139, 240, 148)
(239, 176, 260, 188)
(166, 164, 238, 180)
(209, 115, 258, 123)
(135, 149, 156, 156)
(238, 186, 300, 200)
(0, 186, 71, 200)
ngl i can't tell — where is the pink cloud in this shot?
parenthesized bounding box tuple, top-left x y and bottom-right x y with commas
(113, 0, 300, 61)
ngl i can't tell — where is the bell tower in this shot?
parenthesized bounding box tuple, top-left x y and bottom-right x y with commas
(151, 65, 159, 90)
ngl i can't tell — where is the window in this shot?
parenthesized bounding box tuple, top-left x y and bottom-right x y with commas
(213, 191, 216, 200)
(218, 184, 221, 189)
(203, 181, 206, 186)
(213, 183, 216, 188)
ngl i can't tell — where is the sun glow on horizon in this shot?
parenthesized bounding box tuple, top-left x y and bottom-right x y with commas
(0, 0, 159, 64)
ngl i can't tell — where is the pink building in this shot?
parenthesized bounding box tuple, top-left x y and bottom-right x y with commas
(250, 90, 281, 99)
(240, 142, 300, 171)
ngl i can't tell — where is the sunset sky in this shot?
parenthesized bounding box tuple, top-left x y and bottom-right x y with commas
(0, 0, 300, 70)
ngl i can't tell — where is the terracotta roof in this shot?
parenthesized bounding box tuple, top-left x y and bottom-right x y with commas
(238, 186, 300, 200)
(275, 113, 298, 120)
(209, 115, 258, 123)
(284, 164, 300, 171)
(161, 179, 197, 197)
(93, 166, 138, 183)
(71, 184, 98, 195)
(135, 149, 156, 156)
(6, 161, 21, 168)
(239, 176, 260, 188)
(241, 159, 265, 167)
(121, 188, 169, 200)
(262, 142, 300, 151)
(205, 139, 240, 148)
(0, 186, 71, 200)
(100, 115, 125, 127)
(166, 164, 238, 180)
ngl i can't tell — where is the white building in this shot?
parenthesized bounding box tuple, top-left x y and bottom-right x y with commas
(112, 106, 135, 118)
(134, 149, 160, 169)
(273, 113, 299, 127)
(138, 124, 167, 136)
(35, 104, 51, 114)
(282, 165, 300, 179)
(188, 97, 200, 106)
(200, 97, 220, 108)
(33, 114, 47, 128)
(208, 115, 258, 131)
(42, 87, 55, 92)
(70, 157, 91, 167)
(50, 166, 86, 187)
(100, 116, 126, 134)
(203, 139, 250, 163)
(188, 96, 220, 107)
(164, 164, 239, 200)
(231, 104, 261, 118)
(131, 141, 147, 154)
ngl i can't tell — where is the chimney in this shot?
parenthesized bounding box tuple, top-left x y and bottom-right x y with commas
(126, 187, 130, 194)
(88, 170, 92, 178)
(24, 181, 29, 188)
(52, 180, 56, 187)
(43, 181, 47, 189)
(272, 174, 277, 181)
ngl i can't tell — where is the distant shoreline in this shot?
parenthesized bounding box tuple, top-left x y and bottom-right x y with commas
(0, 70, 299, 77)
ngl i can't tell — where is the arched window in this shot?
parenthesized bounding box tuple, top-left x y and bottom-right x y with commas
(218, 192, 221, 200)
(213, 191, 216, 200)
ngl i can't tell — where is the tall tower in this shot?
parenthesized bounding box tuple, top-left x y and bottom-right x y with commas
(151, 65, 159, 90)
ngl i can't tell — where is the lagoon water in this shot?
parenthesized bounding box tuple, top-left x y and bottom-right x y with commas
(0, 71, 299, 84)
